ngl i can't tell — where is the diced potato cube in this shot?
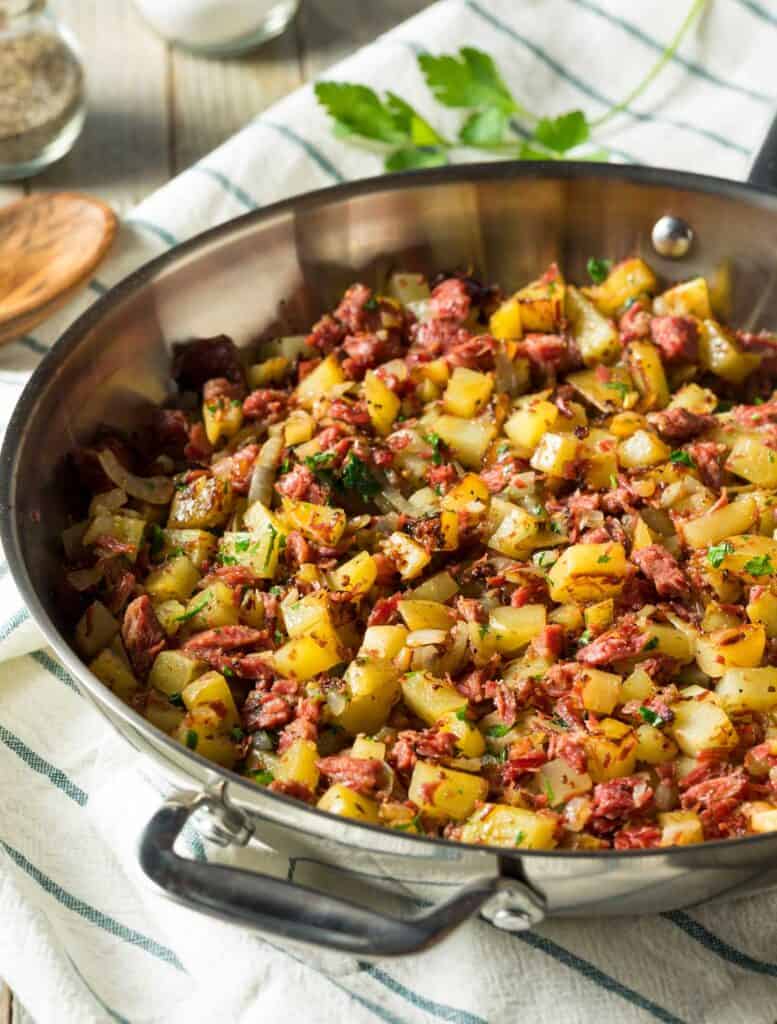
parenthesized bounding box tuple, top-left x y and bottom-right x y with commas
(75, 601, 120, 658)
(219, 524, 285, 580)
(408, 761, 488, 820)
(695, 624, 766, 677)
(359, 625, 409, 660)
(639, 623, 694, 664)
(410, 571, 460, 603)
(487, 501, 539, 558)
(434, 414, 496, 469)
(567, 367, 638, 413)
(144, 555, 200, 603)
(436, 710, 486, 756)
(584, 599, 614, 634)
(248, 356, 290, 389)
(566, 285, 620, 365)
(175, 706, 237, 768)
(153, 599, 186, 637)
(715, 667, 777, 713)
(504, 398, 558, 454)
(443, 367, 494, 418)
(278, 738, 320, 791)
(382, 532, 431, 580)
(364, 371, 401, 436)
(699, 320, 760, 383)
(182, 670, 239, 730)
(297, 353, 345, 409)
(743, 801, 777, 833)
(89, 648, 139, 702)
(351, 736, 386, 761)
(461, 804, 557, 849)
(281, 497, 345, 547)
(582, 257, 657, 317)
(145, 694, 186, 735)
(620, 667, 654, 703)
(282, 592, 331, 638)
(317, 784, 379, 822)
(585, 718, 638, 781)
(168, 475, 234, 530)
(284, 410, 315, 446)
(162, 528, 217, 569)
(726, 436, 777, 488)
(635, 724, 678, 765)
(489, 297, 523, 340)
(747, 588, 777, 637)
(654, 277, 711, 319)
(401, 671, 466, 724)
(180, 581, 240, 632)
(442, 473, 490, 511)
(668, 692, 738, 756)
(149, 650, 206, 695)
(537, 757, 592, 807)
(618, 429, 670, 469)
(682, 496, 758, 549)
(659, 810, 703, 846)
(580, 668, 621, 714)
(530, 432, 580, 478)
(515, 263, 565, 331)
(488, 605, 546, 655)
(548, 543, 628, 604)
(627, 340, 670, 410)
(83, 513, 145, 562)
(330, 550, 377, 594)
(398, 600, 454, 631)
(668, 382, 718, 414)
(203, 394, 243, 446)
(330, 658, 400, 735)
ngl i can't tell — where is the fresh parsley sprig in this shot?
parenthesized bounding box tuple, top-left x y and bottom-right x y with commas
(315, 2, 707, 172)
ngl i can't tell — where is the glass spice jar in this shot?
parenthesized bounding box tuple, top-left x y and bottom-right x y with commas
(0, 0, 85, 181)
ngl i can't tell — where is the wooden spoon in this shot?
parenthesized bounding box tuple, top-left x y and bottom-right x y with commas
(0, 192, 118, 345)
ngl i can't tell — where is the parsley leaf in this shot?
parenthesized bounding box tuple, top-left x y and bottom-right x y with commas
(185, 729, 198, 750)
(385, 147, 447, 172)
(669, 449, 695, 468)
(605, 379, 631, 401)
(487, 723, 512, 738)
(384, 91, 446, 146)
(643, 636, 659, 651)
(314, 82, 410, 144)
(707, 541, 734, 569)
(149, 523, 165, 560)
(455, 707, 469, 721)
(230, 726, 244, 742)
(534, 110, 590, 153)
(459, 107, 509, 146)
(597, 553, 611, 564)
(578, 629, 592, 646)
(514, 829, 526, 846)
(253, 770, 274, 785)
(425, 431, 443, 465)
(175, 597, 208, 623)
(744, 554, 774, 577)
(341, 452, 380, 498)
(542, 776, 556, 806)
(586, 257, 612, 284)
(639, 706, 666, 728)
(305, 451, 336, 470)
(418, 47, 517, 112)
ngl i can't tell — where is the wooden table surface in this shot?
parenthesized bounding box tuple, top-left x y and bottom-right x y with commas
(0, 1, 432, 1018)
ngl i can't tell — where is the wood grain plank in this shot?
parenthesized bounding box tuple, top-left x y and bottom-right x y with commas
(169, 25, 303, 174)
(0, 980, 11, 1024)
(298, 0, 434, 76)
(30, 1, 170, 216)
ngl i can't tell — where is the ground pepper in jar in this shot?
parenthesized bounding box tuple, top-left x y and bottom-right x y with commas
(0, 6, 84, 177)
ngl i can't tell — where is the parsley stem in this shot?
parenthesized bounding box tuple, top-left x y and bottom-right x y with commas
(590, 0, 709, 129)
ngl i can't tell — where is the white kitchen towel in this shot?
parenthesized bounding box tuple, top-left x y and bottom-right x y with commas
(1, 2, 777, 1022)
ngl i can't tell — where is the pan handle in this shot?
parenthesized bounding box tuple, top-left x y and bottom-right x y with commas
(137, 792, 545, 956)
(748, 110, 777, 190)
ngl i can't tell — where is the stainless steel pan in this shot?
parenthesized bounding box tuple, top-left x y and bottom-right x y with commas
(4, 118, 777, 956)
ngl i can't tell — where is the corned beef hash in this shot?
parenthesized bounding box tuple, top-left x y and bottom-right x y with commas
(65, 257, 777, 850)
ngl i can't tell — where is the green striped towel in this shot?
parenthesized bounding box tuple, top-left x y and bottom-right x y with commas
(1, 2, 776, 1021)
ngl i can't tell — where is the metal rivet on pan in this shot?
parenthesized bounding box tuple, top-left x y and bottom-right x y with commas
(652, 215, 694, 258)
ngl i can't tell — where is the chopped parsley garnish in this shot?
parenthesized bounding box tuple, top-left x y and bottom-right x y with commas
(639, 706, 665, 728)
(230, 726, 244, 741)
(363, 296, 379, 311)
(185, 729, 198, 750)
(669, 449, 695, 468)
(270, 585, 283, 597)
(707, 541, 734, 569)
(578, 629, 592, 646)
(253, 770, 275, 785)
(586, 257, 612, 284)
(234, 536, 251, 553)
(223, 666, 235, 678)
(341, 452, 380, 498)
(219, 554, 239, 566)
(274, 629, 284, 645)
(487, 723, 512, 738)
(514, 829, 526, 846)
(550, 519, 564, 534)
(542, 776, 555, 805)
(175, 597, 208, 623)
(551, 714, 569, 730)
(168, 692, 185, 708)
(478, 622, 490, 639)
(744, 554, 774, 577)
(264, 523, 279, 570)
(149, 524, 165, 559)
(597, 553, 610, 564)
(643, 636, 659, 651)
(609, 474, 618, 488)
(424, 431, 443, 465)
(455, 707, 469, 721)
(305, 451, 336, 470)
(279, 458, 292, 475)
(605, 380, 630, 401)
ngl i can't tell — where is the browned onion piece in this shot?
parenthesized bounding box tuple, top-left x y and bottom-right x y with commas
(97, 449, 173, 505)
